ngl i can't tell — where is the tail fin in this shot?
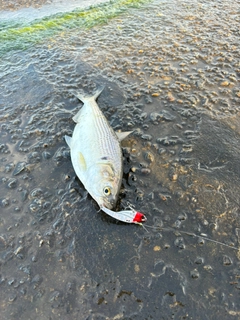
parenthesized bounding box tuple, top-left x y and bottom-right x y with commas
(74, 86, 104, 103)
(72, 86, 105, 123)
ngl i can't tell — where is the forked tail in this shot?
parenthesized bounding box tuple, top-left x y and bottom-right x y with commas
(72, 86, 105, 123)
(73, 86, 104, 104)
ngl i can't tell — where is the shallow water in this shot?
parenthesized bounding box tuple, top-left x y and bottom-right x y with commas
(0, 0, 240, 319)
(0, 0, 109, 23)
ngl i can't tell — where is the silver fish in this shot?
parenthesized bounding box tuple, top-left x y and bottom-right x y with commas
(65, 87, 132, 210)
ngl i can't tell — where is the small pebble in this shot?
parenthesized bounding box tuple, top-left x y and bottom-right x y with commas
(223, 255, 233, 266)
(190, 269, 200, 279)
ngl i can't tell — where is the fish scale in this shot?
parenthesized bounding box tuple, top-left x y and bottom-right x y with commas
(93, 108, 120, 161)
(84, 99, 122, 172)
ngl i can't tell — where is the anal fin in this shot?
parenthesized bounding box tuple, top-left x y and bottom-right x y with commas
(65, 135, 72, 148)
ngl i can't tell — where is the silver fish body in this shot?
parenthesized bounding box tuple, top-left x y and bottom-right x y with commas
(65, 88, 131, 209)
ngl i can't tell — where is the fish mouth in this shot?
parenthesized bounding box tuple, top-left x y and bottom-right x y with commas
(98, 197, 116, 210)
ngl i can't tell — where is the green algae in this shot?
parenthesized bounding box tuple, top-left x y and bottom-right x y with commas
(0, 0, 151, 57)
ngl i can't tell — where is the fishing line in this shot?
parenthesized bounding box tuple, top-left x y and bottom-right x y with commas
(139, 224, 240, 251)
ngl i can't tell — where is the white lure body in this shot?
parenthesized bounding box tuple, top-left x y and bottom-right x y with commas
(101, 207, 147, 224)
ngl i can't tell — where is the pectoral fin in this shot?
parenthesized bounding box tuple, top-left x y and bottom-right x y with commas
(116, 131, 133, 141)
(78, 152, 87, 171)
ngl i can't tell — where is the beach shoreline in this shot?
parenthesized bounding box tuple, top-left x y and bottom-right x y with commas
(0, 0, 109, 22)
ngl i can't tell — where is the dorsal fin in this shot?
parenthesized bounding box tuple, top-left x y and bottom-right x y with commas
(116, 131, 133, 141)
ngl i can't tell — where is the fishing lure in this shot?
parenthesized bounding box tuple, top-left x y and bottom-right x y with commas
(101, 208, 239, 251)
(101, 206, 147, 224)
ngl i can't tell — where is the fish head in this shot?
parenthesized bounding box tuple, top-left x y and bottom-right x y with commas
(97, 182, 119, 209)
(87, 164, 121, 209)
(91, 179, 120, 209)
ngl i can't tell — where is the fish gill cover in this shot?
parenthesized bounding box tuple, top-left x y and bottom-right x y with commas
(0, 0, 151, 57)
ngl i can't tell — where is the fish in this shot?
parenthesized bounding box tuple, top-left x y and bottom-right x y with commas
(65, 87, 133, 211)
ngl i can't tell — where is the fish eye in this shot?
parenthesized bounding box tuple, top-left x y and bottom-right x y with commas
(103, 187, 111, 196)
